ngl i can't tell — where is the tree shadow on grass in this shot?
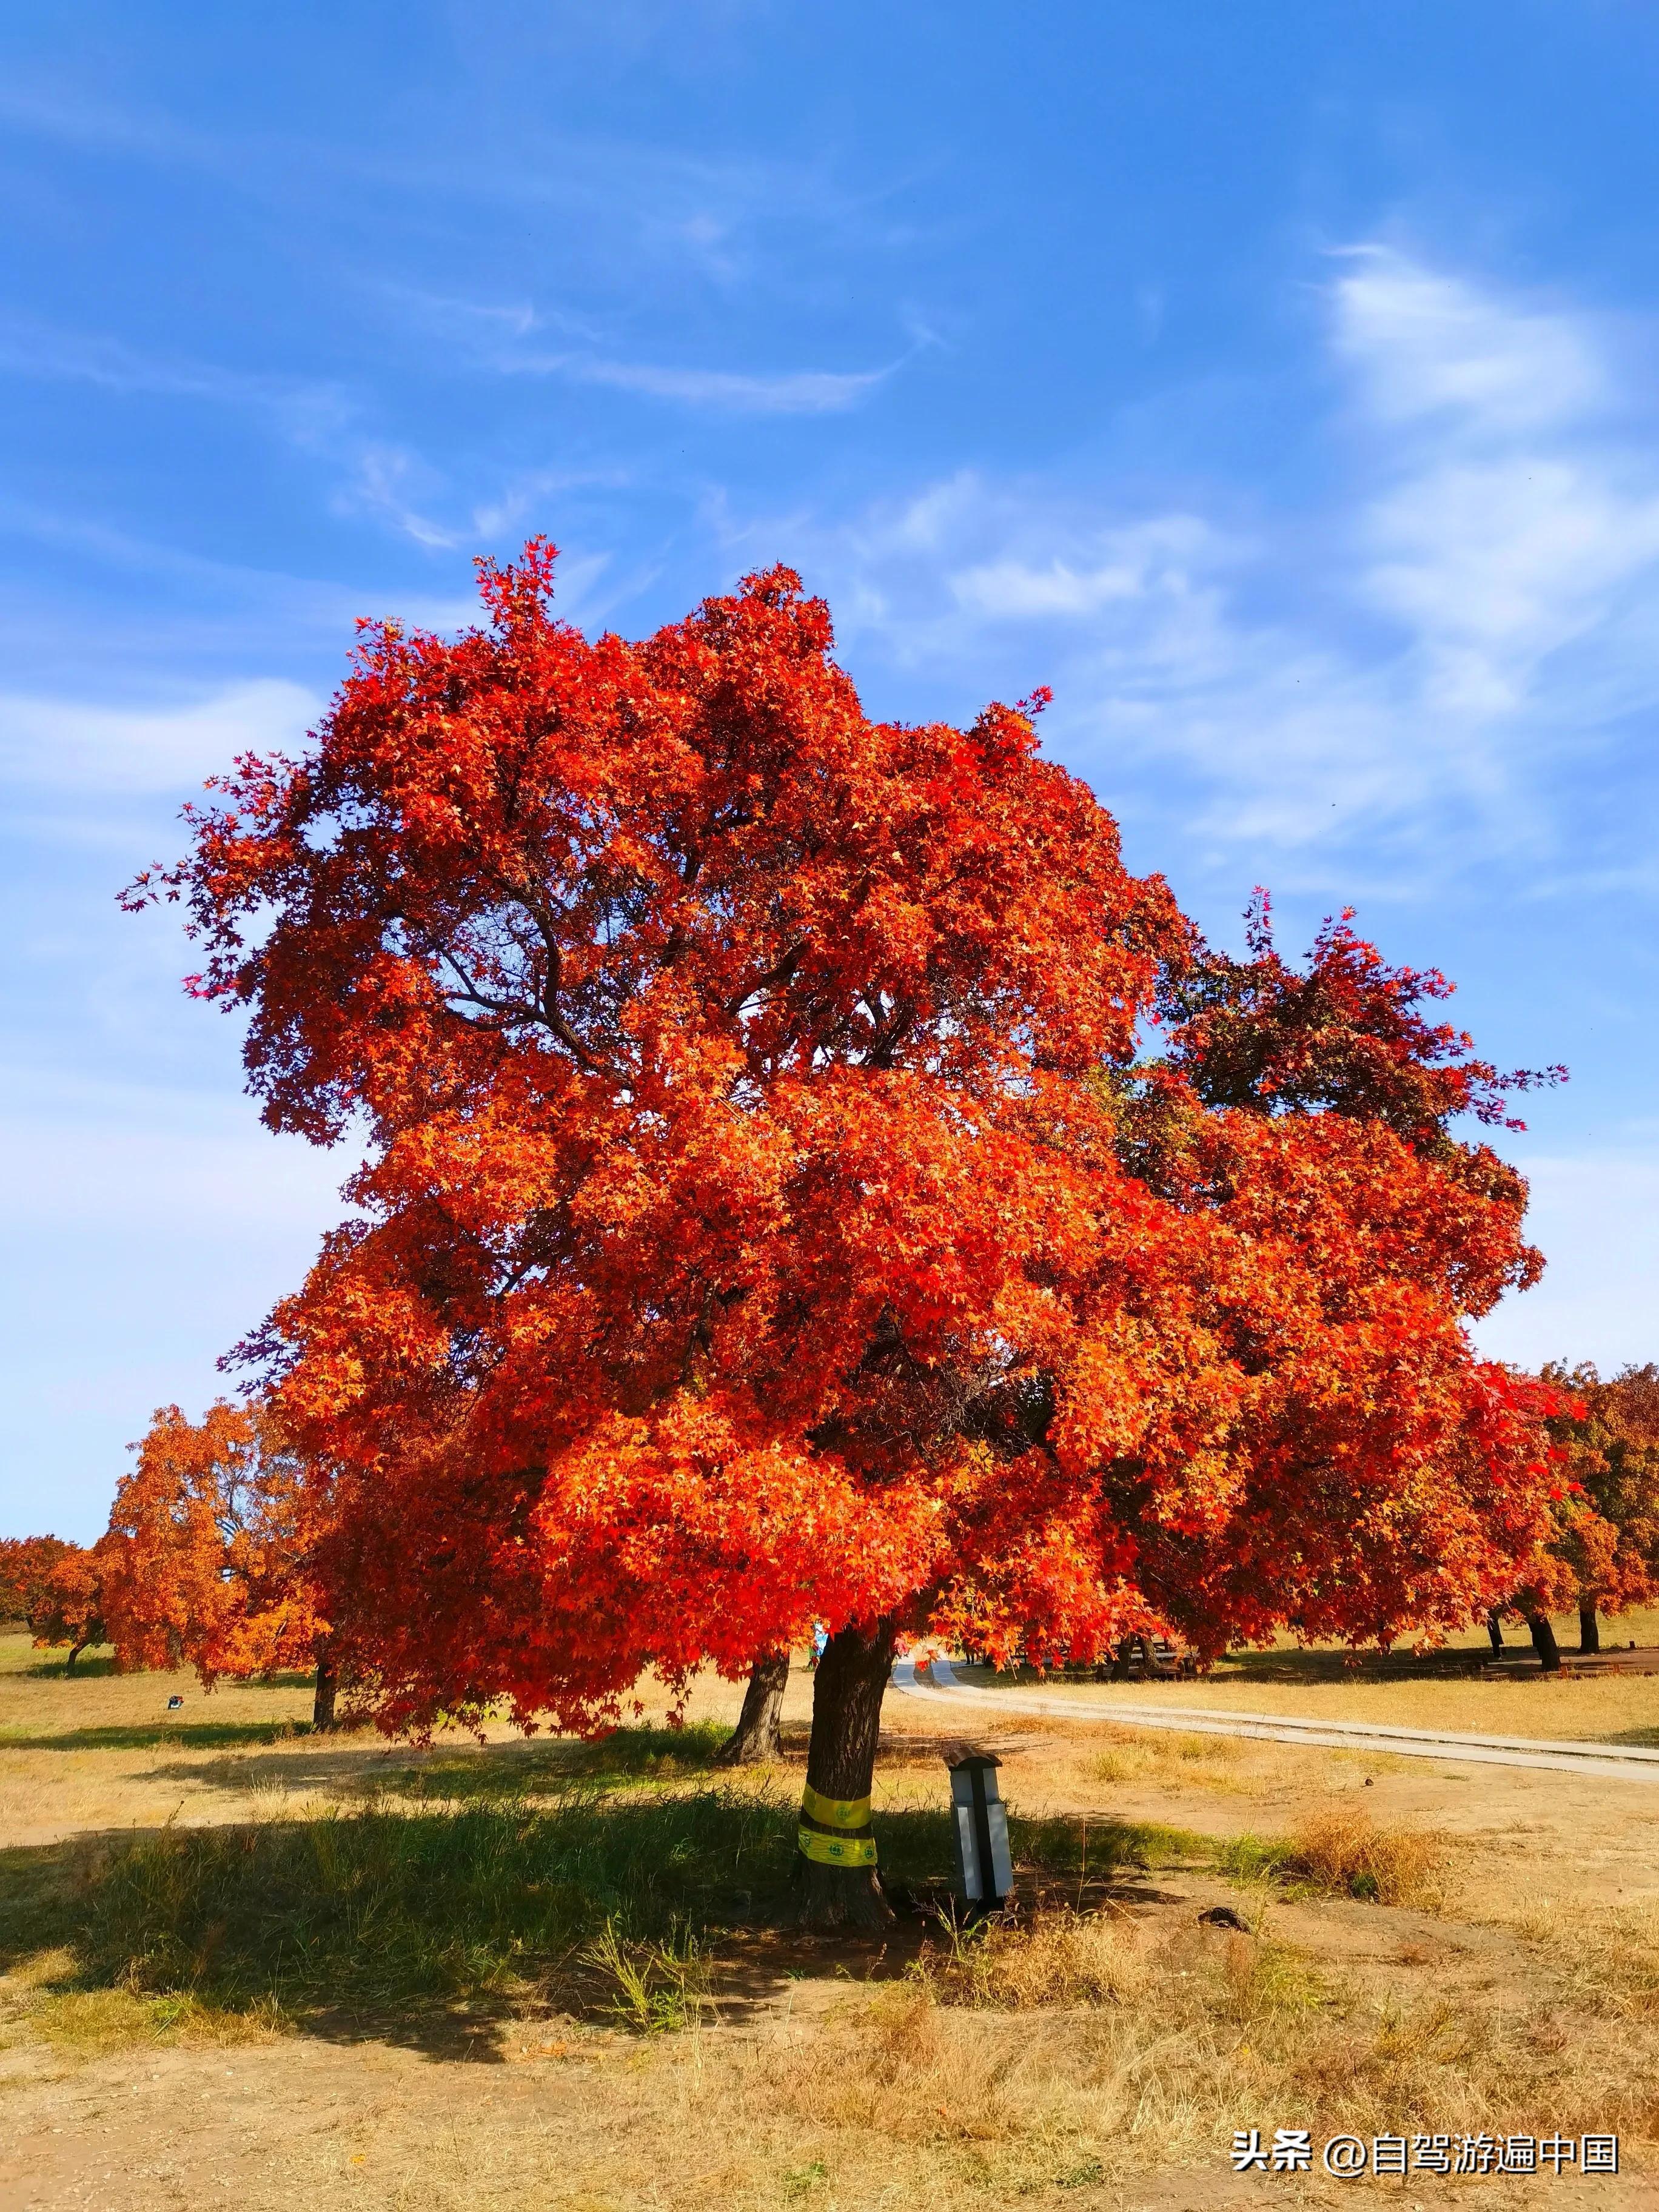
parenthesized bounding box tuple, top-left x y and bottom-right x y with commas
(0, 1789, 1199, 2063)
(1214, 1647, 1494, 1686)
(144, 1721, 734, 1805)
(18, 1652, 121, 1681)
(0, 1720, 321, 1753)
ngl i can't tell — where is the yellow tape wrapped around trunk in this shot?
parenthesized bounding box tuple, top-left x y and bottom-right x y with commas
(797, 1825, 877, 1868)
(800, 1783, 873, 1831)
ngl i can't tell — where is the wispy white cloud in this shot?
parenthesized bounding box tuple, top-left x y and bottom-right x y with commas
(950, 518, 1213, 620)
(1334, 253, 1659, 723)
(342, 445, 466, 551)
(764, 247, 1659, 873)
(374, 283, 606, 347)
(1330, 246, 1608, 435)
(0, 79, 226, 167)
(335, 449, 634, 611)
(0, 312, 354, 446)
(0, 499, 484, 641)
(511, 349, 898, 415)
(0, 72, 900, 305)
(0, 679, 321, 795)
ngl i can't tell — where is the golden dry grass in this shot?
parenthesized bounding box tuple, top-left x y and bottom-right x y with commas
(1283, 1809, 1455, 1909)
(834, 1903, 1659, 2168)
(178, 1893, 1659, 2209)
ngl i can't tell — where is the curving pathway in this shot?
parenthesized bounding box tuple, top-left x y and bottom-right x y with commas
(891, 1655, 1659, 1785)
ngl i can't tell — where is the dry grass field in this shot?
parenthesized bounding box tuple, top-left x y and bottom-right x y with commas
(4, 1618, 1659, 2211)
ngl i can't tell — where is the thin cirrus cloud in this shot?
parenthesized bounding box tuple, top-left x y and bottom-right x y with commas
(507, 349, 899, 415)
(338, 446, 635, 612)
(0, 312, 354, 447)
(0, 72, 889, 297)
(374, 286, 900, 413)
(0, 678, 321, 796)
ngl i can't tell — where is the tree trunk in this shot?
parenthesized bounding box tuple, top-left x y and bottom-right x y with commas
(1526, 1613, 1562, 1673)
(1579, 1604, 1601, 1655)
(792, 1617, 897, 1929)
(1486, 1610, 1504, 1655)
(715, 1651, 789, 1765)
(312, 1642, 340, 1731)
(65, 1640, 87, 1675)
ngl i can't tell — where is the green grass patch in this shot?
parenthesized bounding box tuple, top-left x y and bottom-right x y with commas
(0, 1735, 1240, 2047)
(0, 1784, 803, 2040)
(1013, 1812, 1212, 1872)
(1215, 1832, 1296, 1885)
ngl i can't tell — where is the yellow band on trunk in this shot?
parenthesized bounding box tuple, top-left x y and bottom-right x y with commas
(797, 1825, 878, 1868)
(800, 1783, 872, 1831)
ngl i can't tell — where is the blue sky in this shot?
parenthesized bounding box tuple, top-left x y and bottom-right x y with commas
(3, 1, 1657, 1540)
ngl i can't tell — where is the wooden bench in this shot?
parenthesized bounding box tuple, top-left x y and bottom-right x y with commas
(1098, 1633, 1193, 1681)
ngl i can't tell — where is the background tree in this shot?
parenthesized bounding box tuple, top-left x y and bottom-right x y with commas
(1537, 1362, 1659, 1652)
(0, 1535, 70, 1624)
(714, 1652, 792, 1766)
(100, 1400, 340, 1726)
(0, 1537, 108, 1669)
(1151, 889, 1563, 1147)
(1145, 893, 1574, 1673)
(132, 544, 1567, 1923)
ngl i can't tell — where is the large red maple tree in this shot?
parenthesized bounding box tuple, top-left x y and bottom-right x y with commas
(129, 544, 1565, 1922)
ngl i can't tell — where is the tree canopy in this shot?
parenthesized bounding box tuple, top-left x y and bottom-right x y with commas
(99, 1398, 330, 1691)
(128, 544, 1566, 1738)
(1536, 1362, 1659, 1629)
(0, 1535, 106, 1667)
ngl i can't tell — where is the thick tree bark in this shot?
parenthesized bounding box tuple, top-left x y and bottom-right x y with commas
(1486, 1610, 1504, 1655)
(792, 1617, 897, 1929)
(64, 1640, 87, 1675)
(715, 1651, 789, 1765)
(1526, 1612, 1563, 1672)
(1579, 1604, 1601, 1655)
(312, 1642, 340, 1731)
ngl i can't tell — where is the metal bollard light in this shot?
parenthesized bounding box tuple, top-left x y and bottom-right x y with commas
(945, 1746, 1013, 1911)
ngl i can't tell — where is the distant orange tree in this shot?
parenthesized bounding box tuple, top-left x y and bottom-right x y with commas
(100, 1400, 341, 1728)
(1537, 1362, 1659, 1654)
(0, 1535, 107, 1671)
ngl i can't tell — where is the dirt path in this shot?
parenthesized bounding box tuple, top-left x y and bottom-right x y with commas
(894, 1656, 1659, 1783)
